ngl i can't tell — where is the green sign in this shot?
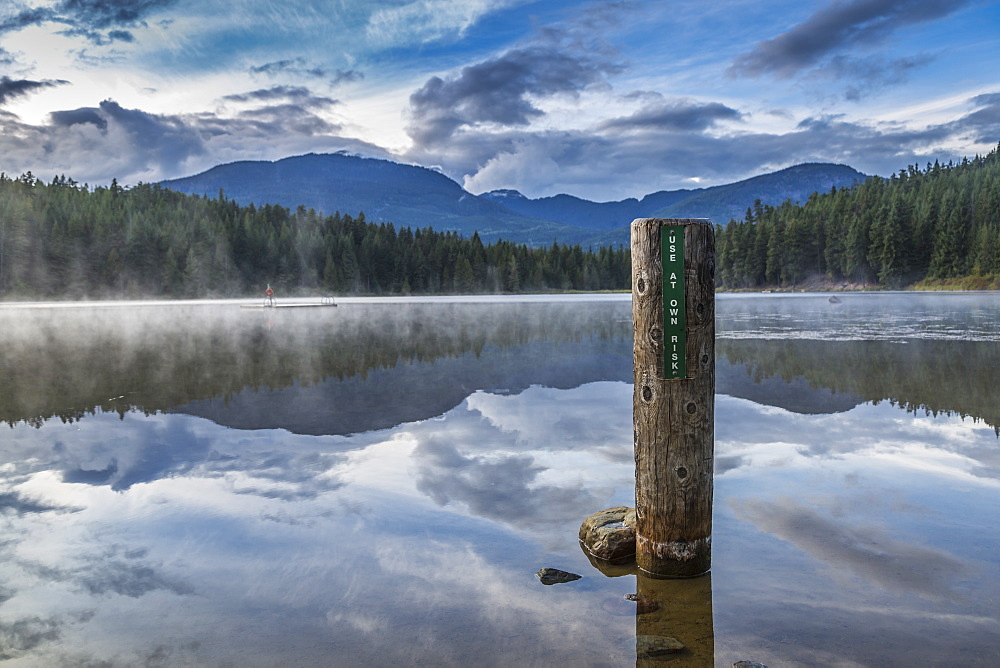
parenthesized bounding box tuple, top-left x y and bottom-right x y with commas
(661, 225, 686, 379)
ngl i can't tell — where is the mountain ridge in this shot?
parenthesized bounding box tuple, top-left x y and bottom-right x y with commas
(160, 153, 867, 247)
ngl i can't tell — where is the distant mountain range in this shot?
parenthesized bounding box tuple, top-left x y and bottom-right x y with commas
(160, 153, 866, 247)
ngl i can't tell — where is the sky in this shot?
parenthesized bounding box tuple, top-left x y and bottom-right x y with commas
(0, 0, 998, 201)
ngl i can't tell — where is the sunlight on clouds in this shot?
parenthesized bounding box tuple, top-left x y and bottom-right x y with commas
(365, 0, 522, 46)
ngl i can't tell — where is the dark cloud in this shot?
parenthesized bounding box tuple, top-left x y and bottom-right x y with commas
(817, 54, 934, 101)
(0, 76, 69, 105)
(78, 560, 193, 598)
(440, 102, 973, 199)
(941, 92, 1000, 144)
(249, 58, 364, 87)
(972, 92, 1000, 107)
(0, 0, 176, 44)
(55, 0, 177, 29)
(0, 491, 72, 515)
(0, 617, 62, 660)
(413, 436, 602, 528)
(598, 99, 743, 132)
(407, 45, 624, 146)
(49, 107, 109, 130)
(222, 85, 336, 109)
(730, 0, 969, 79)
(0, 7, 55, 34)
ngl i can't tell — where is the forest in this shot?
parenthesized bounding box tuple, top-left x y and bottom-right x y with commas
(2, 142, 998, 298)
(716, 143, 1000, 289)
(0, 174, 629, 298)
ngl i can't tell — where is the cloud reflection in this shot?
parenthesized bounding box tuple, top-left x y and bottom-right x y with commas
(733, 496, 971, 600)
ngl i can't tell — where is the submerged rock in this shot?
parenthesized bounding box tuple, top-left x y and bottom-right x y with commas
(829, 295, 842, 303)
(535, 567, 582, 585)
(732, 662, 768, 668)
(636, 634, 685, 658)
(579, 507, 636, 561)
(624, 592, 660, 615)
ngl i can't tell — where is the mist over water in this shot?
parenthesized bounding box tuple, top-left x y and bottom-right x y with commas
(0, 293, 998, 666)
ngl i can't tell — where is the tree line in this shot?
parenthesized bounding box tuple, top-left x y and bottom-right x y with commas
(716, 143, 1000, 289)
(0, 174, 630, 299)
(4, 142, 999, 299)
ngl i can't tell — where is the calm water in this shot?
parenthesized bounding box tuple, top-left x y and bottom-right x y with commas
(1, 293, 998, 666)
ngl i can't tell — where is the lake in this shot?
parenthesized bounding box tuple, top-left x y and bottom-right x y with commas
(1, 293, 998, 666)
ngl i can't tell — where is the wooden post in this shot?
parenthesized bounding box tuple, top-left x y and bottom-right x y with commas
(631, 218, 715, 578)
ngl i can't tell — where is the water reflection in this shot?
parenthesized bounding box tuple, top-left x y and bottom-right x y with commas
(0, 295, 998, 665)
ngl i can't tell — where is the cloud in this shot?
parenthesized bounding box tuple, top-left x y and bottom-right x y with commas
(734, 496, 972, 599)
(365, 0, 524, 46)
(407, 45, 624, 146)
(453, 105, 976, 199)
(49, 106, 108, 130)
(413, 434, 604, 529)
(0, 617, 62, 660)
(945, 91, 1000, 144)
(249, 58, 364, 87)
(222, 85, 337, 109)
(0, 0, 177, 43)
(598, 97, 744, 133)
(730, 0, 969, 79)
(78, 560, 194, 597)
(0, 96, 384, 185)
(0, 491, 75, 515)
(0, 7, 55, 35)
(0, 76, 69, 105)
(813, 53, 934, 101)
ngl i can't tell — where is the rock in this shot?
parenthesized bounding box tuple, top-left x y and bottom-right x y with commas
(732, 662, 768, 668)
(635, 634, 685, 658)
(624, 592, 660, 615)
(579, 507, 636, 562)
(535, 567, 581, 585)
(829, 295, 842, 303)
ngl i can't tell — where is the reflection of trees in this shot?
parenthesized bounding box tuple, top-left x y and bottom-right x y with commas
(1, 302, 630, 428)
(719, 339, 1000, 431)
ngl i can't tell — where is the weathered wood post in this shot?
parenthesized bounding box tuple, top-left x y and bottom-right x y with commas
(631, 218, 715, 578)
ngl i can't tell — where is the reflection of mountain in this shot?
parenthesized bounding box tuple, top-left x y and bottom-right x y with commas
(0, 301, 631, 431)
(720, 339, 1000, 431)
(5, 301, 997, 435)
(717, 354, 863, 414)
(175, 340, 632, 435)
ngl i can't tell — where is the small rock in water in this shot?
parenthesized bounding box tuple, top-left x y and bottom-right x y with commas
(829, 295, 842, 303)
(535, 567, 582, 585)
(635, 634, 685, 658)
(624, 592, 660, 615)
(732, 662, 768, 668)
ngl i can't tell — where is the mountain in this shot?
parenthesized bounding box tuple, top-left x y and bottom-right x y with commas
(482, 163, 867, 246)
(651, 162, 867, 221)
(481, 188, 696, 231)
(160, 153, 866, 248)
(159, 152, 593, 246)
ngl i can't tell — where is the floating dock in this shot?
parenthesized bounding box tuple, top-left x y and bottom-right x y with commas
(240, 303, 338, 310)
(241, 297, 337, 310)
